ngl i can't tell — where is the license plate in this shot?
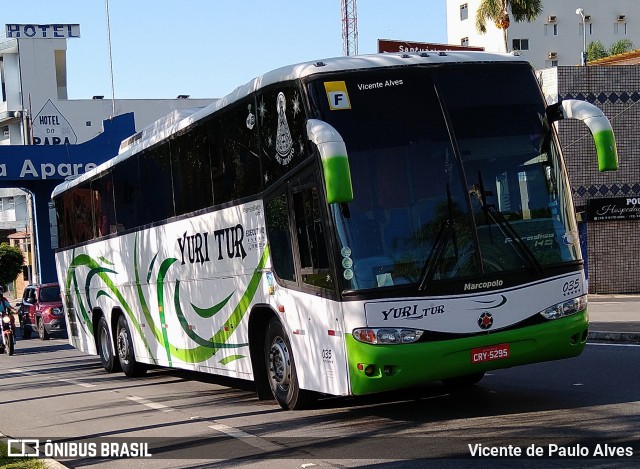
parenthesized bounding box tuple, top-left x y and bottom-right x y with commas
(471, 343, 510, 364)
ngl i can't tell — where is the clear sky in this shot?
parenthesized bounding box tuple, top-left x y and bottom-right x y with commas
(2, 0, 448, 100)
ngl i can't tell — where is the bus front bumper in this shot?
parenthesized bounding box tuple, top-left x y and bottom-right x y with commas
(346, 310, 589, 396)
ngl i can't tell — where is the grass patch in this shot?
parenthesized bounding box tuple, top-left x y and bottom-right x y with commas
(0, 439, 46, 469)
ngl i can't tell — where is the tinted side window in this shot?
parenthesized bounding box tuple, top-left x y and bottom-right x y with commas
(140, 143, 174, 224)
(293, 185, 332, 289)
(265, 192, 295, 282)
(258, 86, 310, 187)
(91, 172, 116, 237)
(171, 126, 214, 215)
(211, 100, 261, 204)
(56, 184, 94, 246)
(112, 156, 141, 231)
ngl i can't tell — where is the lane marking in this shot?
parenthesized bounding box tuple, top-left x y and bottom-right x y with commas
(9, 368, 37, 376)
(127, 395, 175, 412)
(208, 423, 281, 452)
(56, 378, 97, 388)
(587, 342, 640, 347)
(124, 395, 280, 453)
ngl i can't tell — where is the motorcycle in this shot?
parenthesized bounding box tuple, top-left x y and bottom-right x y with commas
(1, 312, 15, 356)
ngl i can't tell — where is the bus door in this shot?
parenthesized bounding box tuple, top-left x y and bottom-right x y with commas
(265, 169, 349, 395)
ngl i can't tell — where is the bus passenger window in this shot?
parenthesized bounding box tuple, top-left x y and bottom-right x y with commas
(140, 143, 175, 224)
(171, 127, 214, 216)
(265, 192, 296, 282)
(293, 187, 332, 290)
(258, 86, 310, 187)
(112, 156, 141, 231)
(211, 100, 261, 204)
(90, 172, 115, 237)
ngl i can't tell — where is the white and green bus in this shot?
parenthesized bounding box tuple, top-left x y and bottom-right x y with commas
(53, 52, 618, 410)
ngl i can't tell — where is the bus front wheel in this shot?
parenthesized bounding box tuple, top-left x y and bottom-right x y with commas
(116, 315, 146, 377)
(264, 317, 315, 410)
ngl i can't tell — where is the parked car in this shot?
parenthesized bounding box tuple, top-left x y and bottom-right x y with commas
(17, 283, 66, 340)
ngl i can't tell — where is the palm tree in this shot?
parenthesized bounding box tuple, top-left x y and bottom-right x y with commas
(475, 0, 543, 53)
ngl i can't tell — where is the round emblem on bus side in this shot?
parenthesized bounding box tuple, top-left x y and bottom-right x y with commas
(478, 312, 493, 330)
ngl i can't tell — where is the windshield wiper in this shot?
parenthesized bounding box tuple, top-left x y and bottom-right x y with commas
(418, 185, 458, 292)
(472, 173, 543, 275)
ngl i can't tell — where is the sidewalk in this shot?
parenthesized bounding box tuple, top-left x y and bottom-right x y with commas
(587, 294, 640, 343)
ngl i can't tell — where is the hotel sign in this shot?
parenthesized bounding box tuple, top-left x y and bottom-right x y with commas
(378, 39, 484, 53)
(587, 197, 640, 221)
(5, 24, 80, 39)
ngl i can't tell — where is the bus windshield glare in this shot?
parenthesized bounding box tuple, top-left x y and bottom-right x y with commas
(309, 64, 579, 291)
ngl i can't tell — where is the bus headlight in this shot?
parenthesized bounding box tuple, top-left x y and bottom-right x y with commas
(539, 295, 587, 320)
(352, 328, 423, 344)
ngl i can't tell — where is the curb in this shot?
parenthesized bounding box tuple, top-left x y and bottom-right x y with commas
(588, 331, 640, 343)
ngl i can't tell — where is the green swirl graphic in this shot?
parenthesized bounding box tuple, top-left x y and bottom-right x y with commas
(192, 291, 234, 318)
(65, 235, 270, 367)
(66, 253, 155, 361)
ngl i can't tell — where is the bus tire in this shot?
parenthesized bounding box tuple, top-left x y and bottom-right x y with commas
(97, 316, 121, 373)
(264, 317, 316, 410)
(441, 372, 485, 388)
(116, 315, 146, 377)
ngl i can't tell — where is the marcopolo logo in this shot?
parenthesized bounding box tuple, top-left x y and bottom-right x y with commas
(477, 312, 494, 330)
(464, 279, 504, 292)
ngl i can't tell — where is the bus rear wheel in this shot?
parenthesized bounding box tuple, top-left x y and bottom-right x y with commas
(116, 315, 146, 377)
(97, 316, 120, 373)
(264, 317, 315, 410)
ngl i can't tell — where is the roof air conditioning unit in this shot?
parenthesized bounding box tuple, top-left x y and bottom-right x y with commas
(548, 52, 558, 60)
(617, 15, 626, 21)
(548, 15, 557, 23)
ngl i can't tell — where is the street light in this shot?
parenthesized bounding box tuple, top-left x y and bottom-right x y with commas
(576, 8, 587, 66)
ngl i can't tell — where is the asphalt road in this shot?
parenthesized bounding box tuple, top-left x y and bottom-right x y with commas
(1, 336, 639, 468)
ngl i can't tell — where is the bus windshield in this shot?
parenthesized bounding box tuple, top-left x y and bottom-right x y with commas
(308, 64, 579, 292)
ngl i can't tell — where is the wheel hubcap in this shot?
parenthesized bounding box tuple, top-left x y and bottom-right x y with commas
(117, 330, 130, 364)
(269, 337, 291, 390)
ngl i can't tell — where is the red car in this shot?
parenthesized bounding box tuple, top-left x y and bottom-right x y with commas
(17, 283, 66, 340)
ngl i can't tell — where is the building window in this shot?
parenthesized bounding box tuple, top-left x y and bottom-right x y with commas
(545, 24, 559, 36)
(461, 37, 469, 46)
(512, 38, 529, 50)
(551, 60, 558, 67)
(614, 22, 627, 35)
(579, 23, 593, 36)
(460, 3, 468, 21)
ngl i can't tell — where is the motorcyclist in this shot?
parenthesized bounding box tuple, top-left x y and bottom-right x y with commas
(0, 286, 17, 349)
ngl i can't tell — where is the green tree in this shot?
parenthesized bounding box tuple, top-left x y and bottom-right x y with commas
(0, 242, 24, 289)
(475, 0, 543, 52)
(609, 39, 633, 56)
(587, 39, 634, 62)
(587, 41, 608, 61)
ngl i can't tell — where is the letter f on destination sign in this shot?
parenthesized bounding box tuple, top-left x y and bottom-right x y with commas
(324, 81, 351, 110)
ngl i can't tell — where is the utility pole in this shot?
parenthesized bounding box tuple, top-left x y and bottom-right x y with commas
(341, 0, 358, 56)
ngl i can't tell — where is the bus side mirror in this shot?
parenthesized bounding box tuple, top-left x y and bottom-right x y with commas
(546, 100, 618, 172)
(306, 119, 354, 204)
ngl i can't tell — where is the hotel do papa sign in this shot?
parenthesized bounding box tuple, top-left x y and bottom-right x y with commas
(587, 197, 640, 221)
